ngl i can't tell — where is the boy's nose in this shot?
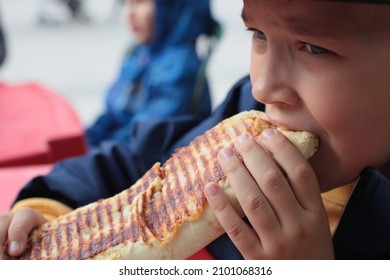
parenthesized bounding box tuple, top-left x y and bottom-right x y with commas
(251, 48, 299, 107)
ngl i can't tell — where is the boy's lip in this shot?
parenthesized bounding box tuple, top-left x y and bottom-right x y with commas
(266, 114, 301, 132)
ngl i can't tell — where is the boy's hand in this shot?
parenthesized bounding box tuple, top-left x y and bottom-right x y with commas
(0, 208, 46, 259)
(205, 129, 334, 259)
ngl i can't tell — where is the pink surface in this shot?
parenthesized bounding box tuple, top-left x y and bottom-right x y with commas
(0, 82, 87, 167)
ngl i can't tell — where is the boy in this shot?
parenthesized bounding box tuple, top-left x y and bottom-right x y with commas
(1, 0, 390, 259)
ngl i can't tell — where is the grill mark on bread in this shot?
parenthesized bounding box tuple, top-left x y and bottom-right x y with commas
(167, 153, 190, 221)
(75, 212, 81, 259)
(193, 136, 209, 187)
(65, 217, 74, 259)
(86, 208, 97, 258)
(145, 183, 164, 240)
(76, 211, 86, 259)
(95, 203, 105, 253)
(105, 203, 115, 251)
(130, 218, 139, 241)
(43, 230, 52, 258)
(189, 137, 207, 209)
(55, 226, 63, 259)
(162, 176, 176, 237)
(138, 193, 150, 243)
(116, 194, 126, 245)
(131, 167, 158, 205)
(31, 239, 38, 259)
(207, 127, 225, 181)
(172, 150, 193, 214)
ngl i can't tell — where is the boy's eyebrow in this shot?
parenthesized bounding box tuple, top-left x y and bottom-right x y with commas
(241, 6, 345, 41)
(283, 18, 345, 40)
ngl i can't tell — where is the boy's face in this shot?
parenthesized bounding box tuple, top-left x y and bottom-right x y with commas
(243, 0, 390, 190)
(125, 0, 155, 44)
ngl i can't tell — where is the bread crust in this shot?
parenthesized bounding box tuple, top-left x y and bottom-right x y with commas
(18, 110, 318, 260)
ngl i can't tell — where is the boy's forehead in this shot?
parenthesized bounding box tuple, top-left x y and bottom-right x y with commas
(242, 0, 388, 39)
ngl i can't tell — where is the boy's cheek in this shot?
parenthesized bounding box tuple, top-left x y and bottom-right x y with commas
(305, 143, 345, 191)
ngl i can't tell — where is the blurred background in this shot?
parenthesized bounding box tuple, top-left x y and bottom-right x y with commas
(0, 0, 251, 126)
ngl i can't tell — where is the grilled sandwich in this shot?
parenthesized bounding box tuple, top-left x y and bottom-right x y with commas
(19, 110, 318, 260)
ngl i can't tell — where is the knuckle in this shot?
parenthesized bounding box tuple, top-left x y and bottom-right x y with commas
(236, 137, 257, 154)
(226, 222, 244, 240)
(266, 243, 285, 258)
(291, 225, 306, 238)
(286, 222, 311, 243)
(293, 163, 313, 181)
(9, 224, 27, 237)
(221, 158, 242, 176)
(245, 194, 268, 212)
(9, 208, 38, 236)
(289, 228, 311, 248)
(270, 134, 289, 151)
(262, 169, 283, 190)
(211, 197, 228, 214)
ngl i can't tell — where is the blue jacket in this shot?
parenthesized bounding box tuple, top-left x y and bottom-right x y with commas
(15, 76, 390, 259)
(86, 0, 215, 148)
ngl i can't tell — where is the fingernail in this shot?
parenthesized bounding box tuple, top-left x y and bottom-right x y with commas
(219, 147, 234, 161)
(237, 134, 249, 144)
(205, 183, 218, 197)
(9, 241, 20, 254)
(262, 129, 277, 140)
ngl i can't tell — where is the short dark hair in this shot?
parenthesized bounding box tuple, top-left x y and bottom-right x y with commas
(326, 0, 390, 3)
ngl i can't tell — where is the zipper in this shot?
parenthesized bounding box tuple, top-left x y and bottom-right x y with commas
(331, 168, 374, 258)
(331, 176, 361, 237)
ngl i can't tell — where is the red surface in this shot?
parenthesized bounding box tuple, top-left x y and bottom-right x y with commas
(0, 82, 87, 167)
(187, 248, 215, 260)
(0, 163, 215, 259)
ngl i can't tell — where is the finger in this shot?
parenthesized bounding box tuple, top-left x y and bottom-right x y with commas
(260, 129, 323, 212)
(204, 182, 262, 258)
(7, 208, 46, 257)
(233, 134, 299, 228)
(0, 213, 13, 259)
(217, 145, 283, 242)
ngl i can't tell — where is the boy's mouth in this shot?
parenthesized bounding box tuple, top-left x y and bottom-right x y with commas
(266, 114, 301, 132)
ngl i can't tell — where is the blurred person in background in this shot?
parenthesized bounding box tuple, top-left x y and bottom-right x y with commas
(86, 0, 217, 148)
(38, 0, 89, 24)
(0, 13, 6, 67)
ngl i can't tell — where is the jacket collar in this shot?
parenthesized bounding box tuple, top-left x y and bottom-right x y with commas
(333, 168, 390, 259)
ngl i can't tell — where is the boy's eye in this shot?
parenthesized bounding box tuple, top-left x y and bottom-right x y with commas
(247, 28, 267, 42)
(253, 30, 267, 41)
(304, 44, 330, 55)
